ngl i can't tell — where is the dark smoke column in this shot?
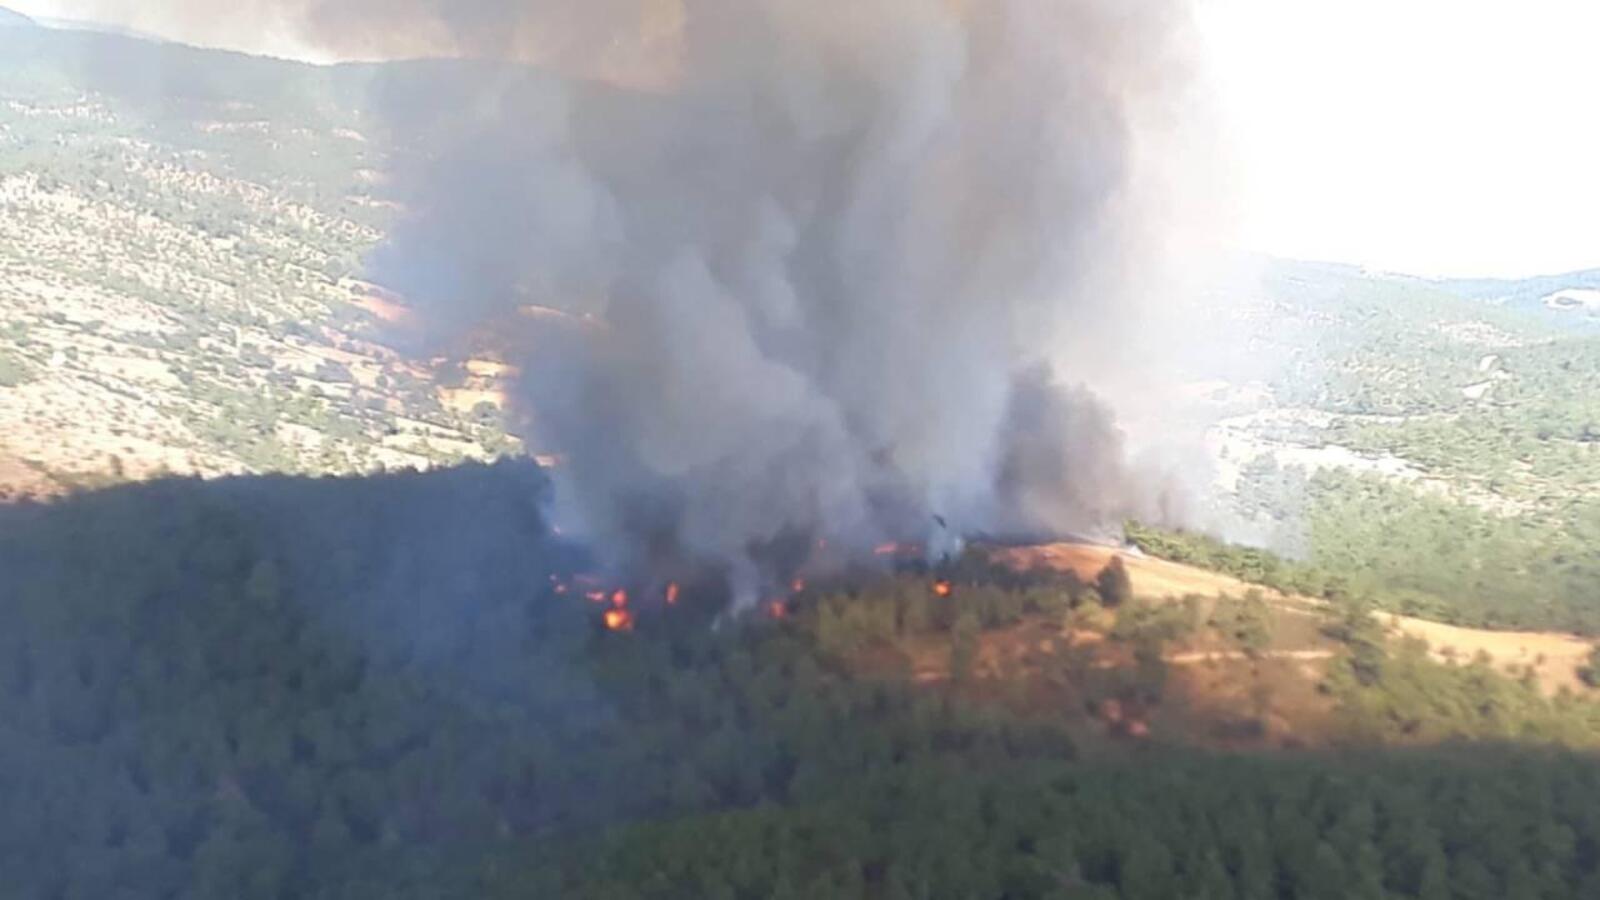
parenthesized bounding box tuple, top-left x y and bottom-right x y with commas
(338, 0, 1206, 596)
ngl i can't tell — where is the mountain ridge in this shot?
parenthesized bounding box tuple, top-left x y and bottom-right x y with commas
(0, 5, 34, 27)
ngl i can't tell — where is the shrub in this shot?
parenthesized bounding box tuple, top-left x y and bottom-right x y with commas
(1096, 556, 1133, 608)
(0, 349, 35, 387)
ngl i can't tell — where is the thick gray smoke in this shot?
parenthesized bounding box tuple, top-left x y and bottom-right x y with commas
(366, 0, 1203, 587)
(89, 0, 1214, 586)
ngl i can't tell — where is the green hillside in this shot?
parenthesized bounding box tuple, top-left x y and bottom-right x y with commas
(4, 462, 1600, 898)
(1191, 259, 1600, 632)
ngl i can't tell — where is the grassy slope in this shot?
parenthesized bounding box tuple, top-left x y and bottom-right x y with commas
(997, 541, 1596, 696)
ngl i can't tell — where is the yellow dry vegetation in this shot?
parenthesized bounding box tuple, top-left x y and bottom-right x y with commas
(1381, 613, 1595, 695)
(993, 542, 1268, 601)
(993, 542, 1597, 696)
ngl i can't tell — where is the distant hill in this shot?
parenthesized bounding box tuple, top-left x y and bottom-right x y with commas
(1243, 257, 1600, 324)
(1433, 267, 1600, 321)
(0, 2, 182, 43)
(1437, 267, 1600, 302)
(28, 15, 172, 44)
(0, 6, 35, 27)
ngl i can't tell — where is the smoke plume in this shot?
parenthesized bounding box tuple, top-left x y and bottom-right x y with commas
(88, 0, 1216, 588)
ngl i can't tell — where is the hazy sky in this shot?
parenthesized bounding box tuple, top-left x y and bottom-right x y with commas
(1195, 0, 1600, 278)
(9, 0, 1598, 278)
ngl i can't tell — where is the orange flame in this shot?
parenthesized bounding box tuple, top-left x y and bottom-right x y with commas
(768, 600, 789, 620)
(874, 541, 925, 557)
(932, 580, 953, 598)
(665, 582, 680, 606)
(610, 589, 629, 609)
(603, 608, 635, 632)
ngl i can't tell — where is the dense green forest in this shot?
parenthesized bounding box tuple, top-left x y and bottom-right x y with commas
(6, 462, 1600, 898)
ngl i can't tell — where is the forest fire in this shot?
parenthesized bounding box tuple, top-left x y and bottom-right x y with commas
(568, 533, 955, 635)
(873, 542, 927, 560)
(603, 588, 635, 631)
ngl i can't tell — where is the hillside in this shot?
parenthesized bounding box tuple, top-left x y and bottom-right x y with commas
(0, 26, 521, 495)
(5, 463, 1600, 898)
(1437, 267, 1600, 318)
(1181, 258, 1600, 634)
(993, 541, 1597, 697)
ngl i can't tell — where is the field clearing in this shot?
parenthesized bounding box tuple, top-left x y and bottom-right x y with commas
(993, 542, 1272, 600)
(1381, 613, 1596, 695)
(993, 542, 1596, 696)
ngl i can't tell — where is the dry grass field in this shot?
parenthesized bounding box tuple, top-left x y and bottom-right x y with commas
(993, 542, 1596, 696)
